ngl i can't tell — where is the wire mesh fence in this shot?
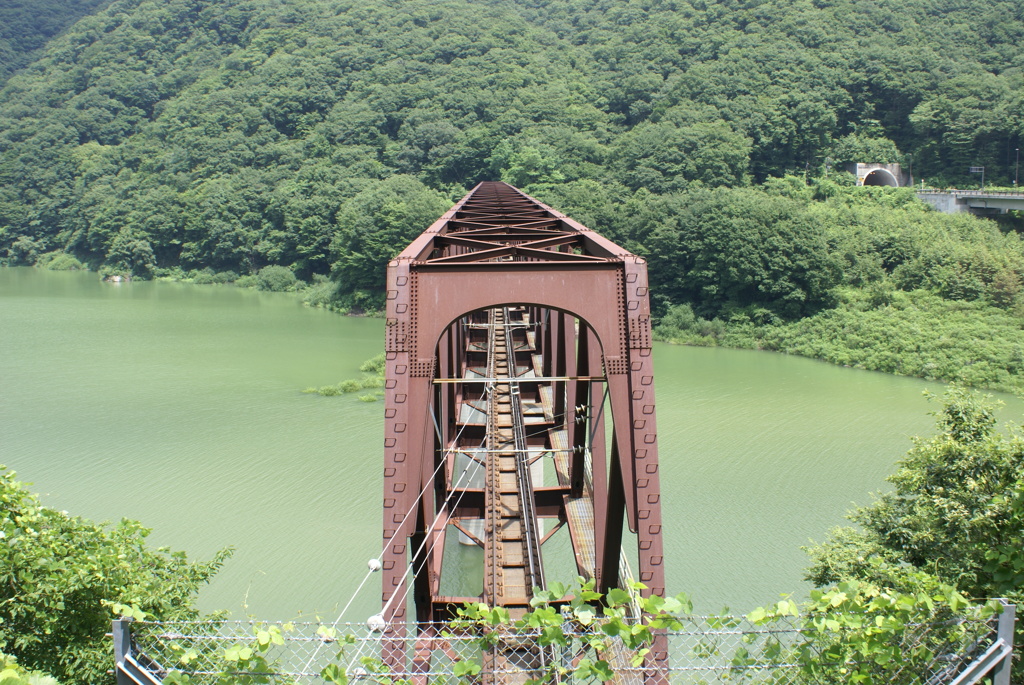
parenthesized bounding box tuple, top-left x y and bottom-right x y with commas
(122, 608, 1003, 684)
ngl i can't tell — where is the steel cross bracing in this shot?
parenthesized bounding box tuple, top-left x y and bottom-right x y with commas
(381, 182, 666, 682)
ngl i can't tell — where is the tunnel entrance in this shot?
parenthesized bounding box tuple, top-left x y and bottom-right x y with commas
(863, 168, 900, 187)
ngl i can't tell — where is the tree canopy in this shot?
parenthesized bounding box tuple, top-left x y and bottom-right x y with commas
(0, 0, 112, 86)
(0, 468, 229, 685)
(0, 0, 1021, 286)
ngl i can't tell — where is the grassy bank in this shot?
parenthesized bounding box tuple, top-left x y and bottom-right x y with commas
(655, 289, 1024, 394)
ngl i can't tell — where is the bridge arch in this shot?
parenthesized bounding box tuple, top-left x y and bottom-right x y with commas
(391, 266, 631, 368)
(430, 302, 609, 356)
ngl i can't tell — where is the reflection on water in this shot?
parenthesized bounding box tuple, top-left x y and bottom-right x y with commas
(3, 267, 1020, 618)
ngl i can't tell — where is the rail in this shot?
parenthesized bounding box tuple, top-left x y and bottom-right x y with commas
(485, 308, 501, 606)
(506, 312, 545, 594)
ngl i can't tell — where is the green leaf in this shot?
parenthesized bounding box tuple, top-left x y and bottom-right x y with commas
(642, 594, 665, 614)
(452, 660, 482, 677)
(223, 644, 254, 662)
(591, 660, 615, 681)
(573, 607, 596, 625)
(606, 588, 631, 608)
(573, 658, 595, 680)
(320, 664, 347, 684)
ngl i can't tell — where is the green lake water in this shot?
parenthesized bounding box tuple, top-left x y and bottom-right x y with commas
(3, 267, 1020, 620)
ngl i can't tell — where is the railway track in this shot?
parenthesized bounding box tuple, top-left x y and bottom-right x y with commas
(481, 307, 548, 682)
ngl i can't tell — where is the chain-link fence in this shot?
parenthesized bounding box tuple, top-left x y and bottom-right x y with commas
(117, 607, 1008, 685)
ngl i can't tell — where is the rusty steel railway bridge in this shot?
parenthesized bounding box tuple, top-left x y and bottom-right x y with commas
(379, 181, 666, 680)
(111, 182, 1019, 685)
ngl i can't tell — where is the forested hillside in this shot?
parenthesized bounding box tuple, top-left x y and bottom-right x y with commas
(1, 0, 1023, 388)
(0, 0, 112, 85)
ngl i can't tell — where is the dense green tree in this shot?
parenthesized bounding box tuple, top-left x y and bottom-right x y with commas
(6, 236, 45, 265)
(807, 387, 1020, 594)
(103, 228, 156, 279)
(0, 468, 229, 685)
(830, 131, 903, 166)
(649, 179, 1024, 392)
(252, 264, 299, 291)
(0, 0, 112, 85)
(526, 179, 634, 247)
(1, 0, 1021, 276)
(804, 387, 1024, 678)
(610, 121, 750, 192)
(643, 188, 841, 320)
(329, 175, 450, 297)
(910, 74, 1022, 185)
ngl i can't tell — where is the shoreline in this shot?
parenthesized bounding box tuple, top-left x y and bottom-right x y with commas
(12, 264, 1020, 395)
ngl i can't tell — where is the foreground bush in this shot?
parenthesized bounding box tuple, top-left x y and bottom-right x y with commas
(0, 653, 61, 685)
(0, 468, 230, 685)
(806, 386, 1024, 679)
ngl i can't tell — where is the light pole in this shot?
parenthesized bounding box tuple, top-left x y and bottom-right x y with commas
(1015, 148, 1019, 189)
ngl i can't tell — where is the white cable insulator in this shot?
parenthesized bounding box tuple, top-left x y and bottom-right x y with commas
(367, 558, 382, 572)
(367, 614, 387, 632)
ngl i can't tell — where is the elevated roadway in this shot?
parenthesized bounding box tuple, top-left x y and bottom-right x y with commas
(917, 189, 1024, 215)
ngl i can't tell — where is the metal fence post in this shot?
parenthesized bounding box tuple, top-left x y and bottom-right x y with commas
(112, 619, 134, 685)
(992, 600, 1016, 685)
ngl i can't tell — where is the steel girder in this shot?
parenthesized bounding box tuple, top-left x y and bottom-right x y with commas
(380, 182, 665, 672)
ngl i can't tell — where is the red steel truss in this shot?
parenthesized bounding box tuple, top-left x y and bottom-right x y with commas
(380, 182, 665, 676)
